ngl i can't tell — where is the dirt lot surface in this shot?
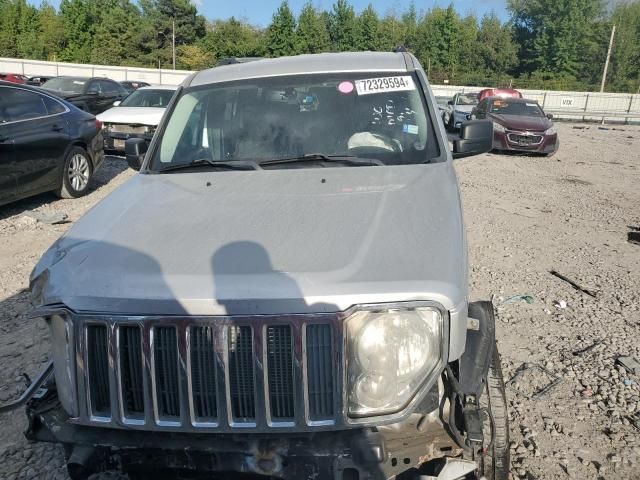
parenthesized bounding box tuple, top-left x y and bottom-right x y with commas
(1, 122, 639, 480)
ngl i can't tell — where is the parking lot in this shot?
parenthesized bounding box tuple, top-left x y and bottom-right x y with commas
(0, 122, 639, 479)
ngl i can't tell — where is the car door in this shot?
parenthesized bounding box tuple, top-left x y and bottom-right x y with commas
(0, 87, 18, 205)
(2, 87, 71, 197)
(84, 80, 105, 114)
(96, 80, 122, 114)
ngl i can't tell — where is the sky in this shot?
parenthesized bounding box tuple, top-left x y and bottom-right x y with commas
(31, 0, 509, 26)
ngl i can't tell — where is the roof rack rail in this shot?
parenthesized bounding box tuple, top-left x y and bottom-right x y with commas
(216, 57, 264, 67)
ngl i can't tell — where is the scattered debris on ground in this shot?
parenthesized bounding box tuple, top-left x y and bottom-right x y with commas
(21, 210, 69, 225)
(549, 270, 597, 298)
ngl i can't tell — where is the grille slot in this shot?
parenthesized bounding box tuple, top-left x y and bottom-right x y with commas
(154, 327, 180, 418)
(266, 325, 294, 420)
(119, 326, 144, 416)
(190, 326, 218, 421)
(86, 325, 111, 416)
(306, 324, 334, 420)
(228, 326, 255, 420)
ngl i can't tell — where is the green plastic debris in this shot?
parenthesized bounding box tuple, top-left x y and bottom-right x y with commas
(503, 295, 534, 305)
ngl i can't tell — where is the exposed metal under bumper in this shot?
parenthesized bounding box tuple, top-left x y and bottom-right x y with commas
(27, 399, 462, 480)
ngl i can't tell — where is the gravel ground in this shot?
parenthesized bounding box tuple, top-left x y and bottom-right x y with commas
(1, 123, 639, 480)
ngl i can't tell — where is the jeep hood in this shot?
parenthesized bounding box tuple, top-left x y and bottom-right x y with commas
(31, 164, 467, 317)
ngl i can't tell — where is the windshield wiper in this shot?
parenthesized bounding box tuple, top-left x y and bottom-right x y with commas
(156, 159, 259, 173)
(260, 154, 383, 168)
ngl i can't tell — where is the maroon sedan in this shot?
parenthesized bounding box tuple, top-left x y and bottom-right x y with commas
(471, 97, 559, 155)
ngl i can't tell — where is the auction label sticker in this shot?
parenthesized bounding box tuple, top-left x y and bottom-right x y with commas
(355, 76, 415, 95)
(338, 81, 354, 94)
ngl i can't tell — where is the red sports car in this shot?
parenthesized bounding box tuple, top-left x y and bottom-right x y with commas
(477, 88, 522, 102)
(0, 73, 28, 84)
(471, 97, 559, 155)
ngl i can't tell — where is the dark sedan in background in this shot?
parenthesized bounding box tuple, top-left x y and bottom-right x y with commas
(40, 76, 128, 115)
(26, 75, 55, 86)
(0, 81, 104, 207)
(471, 97, 559, 155)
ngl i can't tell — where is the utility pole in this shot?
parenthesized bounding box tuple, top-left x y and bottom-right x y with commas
(172, 18, 176, 70)
(158, 19, 176, 71)
(600, 24, 616, 93)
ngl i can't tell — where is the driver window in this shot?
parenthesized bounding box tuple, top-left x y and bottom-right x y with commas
(99, 80, 116, 94)
(87, 81, 101, 94)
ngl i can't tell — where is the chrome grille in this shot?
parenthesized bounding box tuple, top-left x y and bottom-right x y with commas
(507, 132, 543, 146)
(79, 317, 341, 432)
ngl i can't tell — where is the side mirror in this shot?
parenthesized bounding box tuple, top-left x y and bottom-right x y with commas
(447, 100, 454, 105)
(546, 113, 554, 120)
(452, 120, 493, 159)
(113, 100, 121, 107)
(86, 88, 99, 95)
(125, 138, 148, 171)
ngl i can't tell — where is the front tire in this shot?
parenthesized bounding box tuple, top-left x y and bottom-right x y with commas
(57, 146, 93, 199)
(478, 343, 510, 480)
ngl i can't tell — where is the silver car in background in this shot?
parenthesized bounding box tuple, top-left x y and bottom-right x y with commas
(97, 85, 177, 154)
(443, 92, 479, 131)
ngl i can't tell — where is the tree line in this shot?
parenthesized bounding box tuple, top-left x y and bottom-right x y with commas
(0, 0, 638, 93)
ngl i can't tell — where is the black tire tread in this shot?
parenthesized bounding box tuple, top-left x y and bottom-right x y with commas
(481, 344, 510, 480)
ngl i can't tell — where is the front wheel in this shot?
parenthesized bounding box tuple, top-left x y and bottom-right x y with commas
(57, 146, 93, 198)
(478, 343, 510, 480)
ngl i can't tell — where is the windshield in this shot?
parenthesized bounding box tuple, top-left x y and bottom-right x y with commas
(490, 99, 543, 116)
(42, 77, 86, 94)
(150, 72, 439, 171)
(121, 89, 175, 108)
(456, 93, 478, 106)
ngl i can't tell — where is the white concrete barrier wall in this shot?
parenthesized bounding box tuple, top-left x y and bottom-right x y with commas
(2, 57, 639, 121)
(1, 57, 192, 86)
(432, 85, 640, 122)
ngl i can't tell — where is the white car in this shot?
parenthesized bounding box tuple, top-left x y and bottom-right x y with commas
(97, 85, 177, 154)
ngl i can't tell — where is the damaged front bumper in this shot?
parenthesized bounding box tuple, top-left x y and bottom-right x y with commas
(5, 302, 501, 480)
(21, 380, 471, 480)
(102, 130, 154, 154)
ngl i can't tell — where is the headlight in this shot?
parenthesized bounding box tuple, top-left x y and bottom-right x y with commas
(102, 123, 112, 132)
(493, 122, 505, 133)
(545, 126, 557, 135)
(346, 306, 442, 417)
(49, 314, 78, 417)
